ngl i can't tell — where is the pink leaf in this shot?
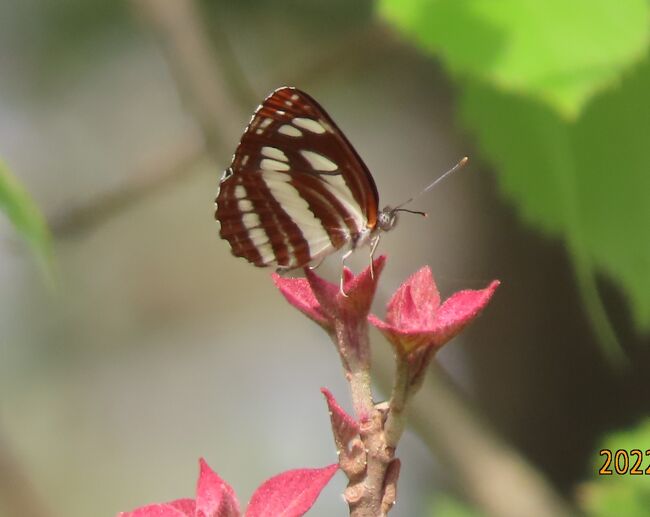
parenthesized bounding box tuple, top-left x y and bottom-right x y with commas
(369, 269, 500, 355)
(272, 256, 386, 369)
(304, 256, 385, 324)
(272, 256, 385, 329)
(430, 280, 501, 345)
(272, 274, 329, 328)
(321, 388, 359, 451)
(245, 465, 338, 517)
(195, 458, 241, 517)
(117, 460, 241, 517)
(386, 267, 440, 329)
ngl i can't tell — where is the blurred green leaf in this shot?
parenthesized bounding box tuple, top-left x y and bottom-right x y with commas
(0, 158, 54, 279)
(458, 56, 650, 343)
(429, 494, 483, 517)
(378, 0, 650, 118)
(581, 419, 650, 517)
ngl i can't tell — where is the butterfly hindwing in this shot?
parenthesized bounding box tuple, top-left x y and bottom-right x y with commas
(216, 87, 379, 269)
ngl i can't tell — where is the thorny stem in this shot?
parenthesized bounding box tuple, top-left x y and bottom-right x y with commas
(348, 409, 395, 517)
(333, 317, 397, 515)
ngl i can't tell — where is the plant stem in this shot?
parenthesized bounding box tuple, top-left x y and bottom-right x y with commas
(384, 357, 409, 447)
(334, 312, 397, 514)
(347, 369, 374, 418)
(347, 408, 395, 517)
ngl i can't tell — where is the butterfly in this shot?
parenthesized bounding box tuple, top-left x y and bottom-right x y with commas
(215, 86, 466, 291)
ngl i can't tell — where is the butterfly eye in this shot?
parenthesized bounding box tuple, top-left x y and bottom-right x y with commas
(377, 209, 398, 232)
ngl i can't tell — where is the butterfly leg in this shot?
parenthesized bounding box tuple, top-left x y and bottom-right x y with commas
(369, 235, 381, 279)
(339, 249, 354, 297)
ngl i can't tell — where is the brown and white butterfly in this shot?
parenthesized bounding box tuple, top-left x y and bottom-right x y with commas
(215, 86, 466, 290)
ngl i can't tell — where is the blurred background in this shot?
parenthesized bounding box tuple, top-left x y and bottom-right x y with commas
(1, 1, 649, 516)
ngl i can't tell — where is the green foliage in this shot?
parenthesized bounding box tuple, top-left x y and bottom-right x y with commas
(459, 56, 650, 348)
(379, 0, 650, 347)
(581, 420, 650, 517)
(378, 0, 649, 118)
(0, 158, 54, 280)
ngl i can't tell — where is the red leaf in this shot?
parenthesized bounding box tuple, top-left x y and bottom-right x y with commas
(430, 280, 501, 345)
(386, 268, 440, 329)
(117, 460, 240, 517)
(195, 458, 240, 517)
(245, 465, 338, 517)
(272, 257, 386, 331)
(321, 388, 359, 452)
(369, 266, 500, 355)
(272, 274, 330, 328)
(305, 256, 385, 323)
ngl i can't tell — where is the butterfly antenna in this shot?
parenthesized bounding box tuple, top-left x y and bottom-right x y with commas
(394, 156, 469, 210)
(394, 208, 427, 217)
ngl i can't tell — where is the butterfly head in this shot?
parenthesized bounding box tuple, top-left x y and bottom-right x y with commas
(377, 206, 399, 232)
(378, 205, 428, 233)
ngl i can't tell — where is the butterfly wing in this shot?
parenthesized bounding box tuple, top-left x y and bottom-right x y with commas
(216, 87, 379, 269)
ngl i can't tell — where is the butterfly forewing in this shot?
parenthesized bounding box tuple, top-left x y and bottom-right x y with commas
(216, 87, 379, 269)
